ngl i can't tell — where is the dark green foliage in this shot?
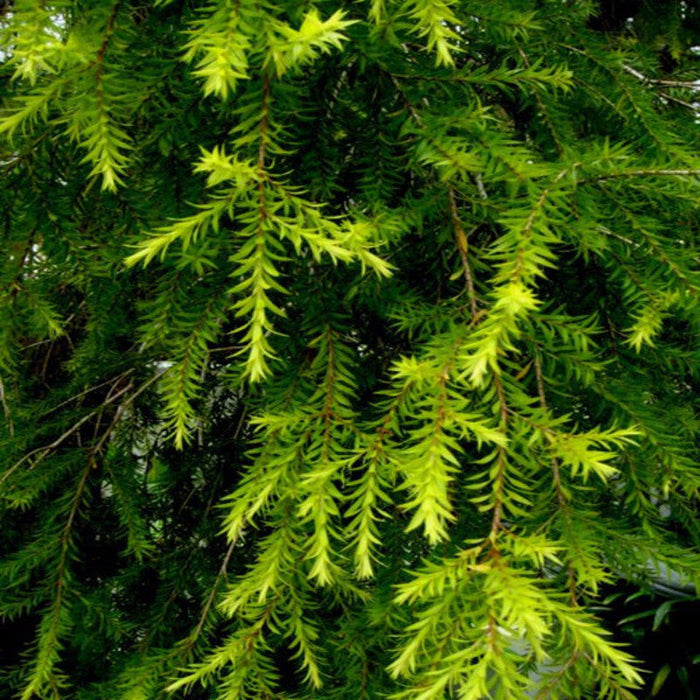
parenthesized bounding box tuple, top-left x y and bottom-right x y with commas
(0, 0, 698, 698)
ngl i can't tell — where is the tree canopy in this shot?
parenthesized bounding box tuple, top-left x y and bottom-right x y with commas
(0, 0, 698, 698)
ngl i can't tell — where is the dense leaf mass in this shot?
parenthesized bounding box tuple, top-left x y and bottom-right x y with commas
(0, 1, 698, 698)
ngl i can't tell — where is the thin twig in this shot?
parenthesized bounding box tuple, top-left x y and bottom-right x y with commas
(622, 64, 700, 90)
(40, 370, 134, 418)
(391, 74, 484, 314)
(657, 91, 699, 111)
(1, 367, 168, 486)
(90, 380, 136, 458)
(448, 188, 478, 320)
(580, 168, 700, 185)
(188, 537, 237, 645)
(489, 375, 510, 547)
(1, 385, 131, 485)
(534, 353, 578, 605)
(0, 376, 13, 436)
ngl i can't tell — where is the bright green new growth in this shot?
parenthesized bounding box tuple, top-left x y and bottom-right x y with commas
(0, 1, 698, 699)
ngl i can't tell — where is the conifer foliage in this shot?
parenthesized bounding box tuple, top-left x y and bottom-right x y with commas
(0, 1, 698, 698)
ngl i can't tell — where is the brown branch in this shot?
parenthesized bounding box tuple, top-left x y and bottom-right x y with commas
(622, 63, 700, 90)
(90, 379, 135, 458)
(187, 537, 237, 646)
(534, 354, 577, 605)
(42, 370, 134, 418)
(322, 326, 336, 424)
(391, 75, 485, 317)
(517, 47, 565, 155)
(657, 91, 699, 111)
(489, 374, 509, 547)
(448, 188, 478, 320)
(512, 166, 572, 282)
(648, 79, 700, 89)
(56, 463, 92, 591)
(1, 386, 129, 485)
(25, 458, 95, 698)
(1, 367, 167, 487)
(609, 206, 698, 295)
(247, 72, 272, 378)
(392, 73, 489, 199)
(258, 73, 270, 175)
(95, 0, 122, 102)
(580, 168, 700, 185)
(523, 167, 571, 234)
(534, 652, 579, 699)
(0, 375, 13, 436)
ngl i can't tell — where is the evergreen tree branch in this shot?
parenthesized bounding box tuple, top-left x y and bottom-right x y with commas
(0, 3, 697, 697)
(184, 537, 237, 649)
(448, 187, 478, 320)
(582, 169, 700, 184)
(20, 449, 94, 699)
(489, 373, 509, 548)
(534, 352, 578, 604)
(1, 380, 132, 487)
